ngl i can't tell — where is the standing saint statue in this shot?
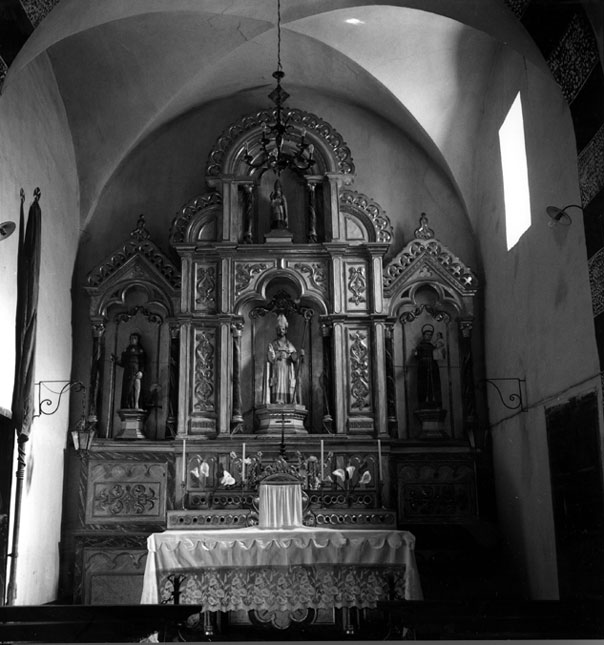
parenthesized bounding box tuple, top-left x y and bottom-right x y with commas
(414, 324, 445, 409)
(113, 332, 146, 410)
(269, 179, 288, 230)
(266, 314, 300, 404)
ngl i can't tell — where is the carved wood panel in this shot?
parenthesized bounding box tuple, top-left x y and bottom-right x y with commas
(344, 262, 368, 312)
(193, 262, 218, 312)
(85, 460, 167, 525)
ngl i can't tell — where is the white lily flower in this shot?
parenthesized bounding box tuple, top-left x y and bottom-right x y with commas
(332, 468, 345, 482)
(220, 470, 235, 486)
(200, 461, 210, 477)
(346, 465, 356, 479)
(359, 471, 372, 485)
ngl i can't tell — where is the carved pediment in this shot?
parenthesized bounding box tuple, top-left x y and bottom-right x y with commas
(383, 214, 478, 299)
(86, 215, 180, 317)
(87, 215, 180, 292)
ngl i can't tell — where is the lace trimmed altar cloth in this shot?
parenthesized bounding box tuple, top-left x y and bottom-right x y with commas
(140, 527, 423, 612)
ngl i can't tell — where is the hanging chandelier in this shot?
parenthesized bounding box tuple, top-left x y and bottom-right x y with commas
(244, 0, 315, 177)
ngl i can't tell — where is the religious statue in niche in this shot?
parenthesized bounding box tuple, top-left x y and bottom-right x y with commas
(112, 332, 148, 439)
(413, 323, 448, 439)
(269, 179, 288, 230)
(112, 333, 146, 409)
(266, 314, 303, 404)
(414, 324, 445, 409)
(254, 304, 309, 435)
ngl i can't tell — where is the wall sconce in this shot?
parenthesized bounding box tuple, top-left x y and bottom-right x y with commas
(546, 204, 582, 228)
(70, 416, 96, 453)
(0, 221, 16, 241)
(33, 380, 86, 419)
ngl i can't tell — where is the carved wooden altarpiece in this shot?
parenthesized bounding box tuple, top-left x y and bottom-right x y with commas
(66, 106, 484, 620)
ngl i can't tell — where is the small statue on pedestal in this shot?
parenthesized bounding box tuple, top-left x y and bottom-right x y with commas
(112, 332, 147, 439)
(414, 324, 448, 439)
(113, 333, 146, 409)
(269, 179, 288, 230)
(414, 324, 444, 409)
(257, 313, 307, 434)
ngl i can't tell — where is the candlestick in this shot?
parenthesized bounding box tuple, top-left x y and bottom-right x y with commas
(377, 439, 383, 482)
(242, 442, 246, 482)
(320, 439, 324, 481)
(182, 438, 187, 484)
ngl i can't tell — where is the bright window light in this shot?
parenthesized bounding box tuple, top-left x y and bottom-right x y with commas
(499, 92, 531, 250)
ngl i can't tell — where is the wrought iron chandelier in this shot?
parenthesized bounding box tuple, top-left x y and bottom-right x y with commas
(244, 0, 315, 177)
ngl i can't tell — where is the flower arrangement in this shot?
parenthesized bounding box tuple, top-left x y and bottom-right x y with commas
(186, 450, 375, 493)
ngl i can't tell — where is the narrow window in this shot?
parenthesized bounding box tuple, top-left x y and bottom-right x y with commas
(499, 92, 531, 250)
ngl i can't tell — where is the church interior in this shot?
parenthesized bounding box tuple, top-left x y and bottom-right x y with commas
(1, 0, 604, 640)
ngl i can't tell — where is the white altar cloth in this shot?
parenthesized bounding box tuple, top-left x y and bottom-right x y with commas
(141, 527, 422, 612)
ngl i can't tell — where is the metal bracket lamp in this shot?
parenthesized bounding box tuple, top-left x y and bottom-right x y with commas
(33, 380, 95, 452)
(0, 221, 16, 241)
(546, 204, 582, 228)
(243, 0, 315, 178)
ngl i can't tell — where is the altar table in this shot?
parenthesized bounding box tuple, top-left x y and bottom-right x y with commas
(140, 527, 422, 613)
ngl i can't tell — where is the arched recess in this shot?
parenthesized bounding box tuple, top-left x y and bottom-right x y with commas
(86, 216, 181, 441)
(234, 268, 328, 435)
(203, 107, 356, 245)
(383, 214, 478, 442)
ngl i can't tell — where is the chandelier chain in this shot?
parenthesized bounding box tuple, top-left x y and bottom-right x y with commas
(277, 0, 282, 72)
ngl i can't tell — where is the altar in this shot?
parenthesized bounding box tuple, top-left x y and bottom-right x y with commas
(141, 526, 422, 614)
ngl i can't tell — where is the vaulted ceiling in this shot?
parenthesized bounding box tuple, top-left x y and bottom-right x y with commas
(3, 0, 552, 228)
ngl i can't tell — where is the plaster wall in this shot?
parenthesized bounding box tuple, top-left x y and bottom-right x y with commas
(472, 49, 599, 598)
(70, 89, 474, 396)
(0, 54, 79, 603)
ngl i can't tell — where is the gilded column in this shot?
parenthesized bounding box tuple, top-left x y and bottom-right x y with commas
(231, 321, 244, 433)
(307, 179, 318, 243)
(385, 321, 397, 437)
(242, 183, 254, 244)
(88, 321, 105, 436)
(166, 323, 180, 438)
(320, 319, 333, 433)
(459, 320, 477, 444)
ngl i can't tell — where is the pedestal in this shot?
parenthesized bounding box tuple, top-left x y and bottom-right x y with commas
(264, 228, 293, 243)
(115, 409, 147, 440)
(415, 408, 448, 439)
(255, 404, 308, 435)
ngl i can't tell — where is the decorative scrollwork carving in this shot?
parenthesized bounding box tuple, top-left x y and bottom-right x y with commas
(234, 262, 269, 296)
(349, 330, 370, 411)
(347, 266, 367, 305)
(399, 305, 451, 324)
(87, 215, 180, 289)
(193, 331, 215, 412)
(249, 289, 315, 320)
(293, 262, 328, 295)
(93, 483, 158, 516)
(195, 265, 216, 307)
(206, 107, 355, 177)
(339, 190, 393, 244)
(114, 305, 163, 324)
(169, 192, 222, 244)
